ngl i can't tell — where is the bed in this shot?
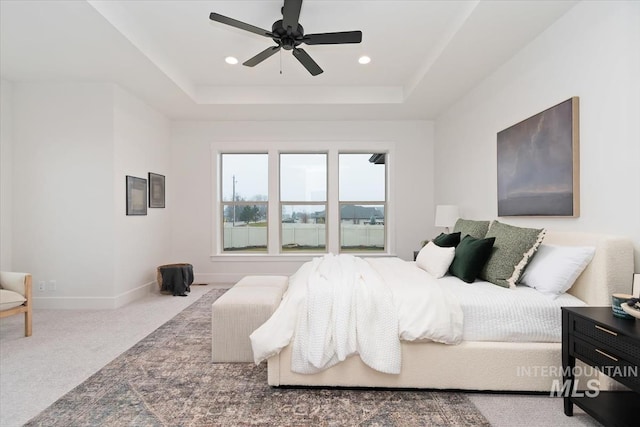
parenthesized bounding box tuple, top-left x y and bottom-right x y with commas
(257, 230, 634, 391)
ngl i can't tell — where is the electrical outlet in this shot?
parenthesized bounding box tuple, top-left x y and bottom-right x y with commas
(39, 281, 46, 291)
(49, 280, 57, 291)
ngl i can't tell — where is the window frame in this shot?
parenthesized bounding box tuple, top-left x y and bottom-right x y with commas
(219, 152, 269, 253)
(279, 152, 329, 254)
(338, 152, 387, 253)
(211, 142, 394, 260)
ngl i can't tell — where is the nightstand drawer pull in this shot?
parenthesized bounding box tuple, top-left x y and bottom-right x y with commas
(595, 325, 618, 336)
(595, 348, 618, 362)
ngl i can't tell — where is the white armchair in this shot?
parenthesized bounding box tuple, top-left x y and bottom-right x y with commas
(0, 272, 32, 337)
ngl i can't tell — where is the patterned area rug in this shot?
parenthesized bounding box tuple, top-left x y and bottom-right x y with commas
(26, 289, 490, 426)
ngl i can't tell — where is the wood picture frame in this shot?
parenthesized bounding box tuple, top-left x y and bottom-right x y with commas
(148, 172, 165, 208)
(126, 175, 147, 215)
(497, 97, 580, 217)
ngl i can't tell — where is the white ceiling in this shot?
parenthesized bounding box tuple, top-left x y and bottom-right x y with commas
(0, 0, 578, 121)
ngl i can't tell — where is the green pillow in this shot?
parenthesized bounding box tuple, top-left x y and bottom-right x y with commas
(432, 232, 461, 248)
(453, 218, 490, 240)
(449, 235, 496, 283)
(479, 220, 545, 288)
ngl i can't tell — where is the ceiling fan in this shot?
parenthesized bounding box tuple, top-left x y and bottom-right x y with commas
(209, 0, 362, 76)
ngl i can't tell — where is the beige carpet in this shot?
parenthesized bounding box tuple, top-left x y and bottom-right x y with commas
(0, 284, 215, 427)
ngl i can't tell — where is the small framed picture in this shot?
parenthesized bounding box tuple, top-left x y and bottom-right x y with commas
(148, 172, 165, 208)
(126, 176, 147, 215)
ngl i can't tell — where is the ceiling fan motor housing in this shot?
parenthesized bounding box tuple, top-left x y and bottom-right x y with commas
(272, 20, 304, 50)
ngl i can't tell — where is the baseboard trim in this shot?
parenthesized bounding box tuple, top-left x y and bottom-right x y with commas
(32, 281, 155, 310)
(114, 282, 154, 308)
(32, 296, 117, 310)
(30, 275, 279, 309)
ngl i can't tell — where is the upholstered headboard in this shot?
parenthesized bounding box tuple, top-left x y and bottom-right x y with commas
(542, 231, 634, 306)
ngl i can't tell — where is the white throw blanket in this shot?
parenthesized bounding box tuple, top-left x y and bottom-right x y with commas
(291, 254, 401, 374)
(250, 255, 463, 375)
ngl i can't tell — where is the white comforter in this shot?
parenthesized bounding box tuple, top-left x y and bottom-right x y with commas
(250, 255, 463, 374)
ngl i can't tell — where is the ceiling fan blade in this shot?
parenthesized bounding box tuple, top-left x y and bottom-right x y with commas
(282, 0, 303, 31)
(209, 12, 272, 37)
(292, 47, 323, 76)
(243, 46, 281, 67)
(304, 31, 362, 45)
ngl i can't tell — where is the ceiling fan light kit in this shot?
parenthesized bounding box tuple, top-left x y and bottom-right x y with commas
(209, 0, 362, 76)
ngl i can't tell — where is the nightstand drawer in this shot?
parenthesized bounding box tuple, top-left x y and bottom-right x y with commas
(570, 336, 640, 390)
(571, 316, 640, 363)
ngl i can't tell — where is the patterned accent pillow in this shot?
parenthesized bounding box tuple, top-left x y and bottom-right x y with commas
(479, 221, 546, 288)
(453, 218, 490, 240)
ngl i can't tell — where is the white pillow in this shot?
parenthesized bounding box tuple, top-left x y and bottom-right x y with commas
(416, 241, 456, 279)
(519, 244, 595, 299)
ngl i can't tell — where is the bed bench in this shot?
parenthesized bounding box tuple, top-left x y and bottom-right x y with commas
(211, 275, 288, 362)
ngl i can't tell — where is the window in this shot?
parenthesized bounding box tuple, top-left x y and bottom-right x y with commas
(216, 146, 390, 256)
(280, 154, 327, 252)
(339, 153, 386, 252)
(220, 154, 268, 252)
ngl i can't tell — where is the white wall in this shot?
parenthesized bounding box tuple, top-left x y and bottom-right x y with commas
(12, 83, 116, 307)
(170, 121, 434, 283)
(5, 85, 433, 301)
(10, 83, 172, 308)
(435, 1, 640, 272)
(0, 80, 13, 270)
(113, 86, 172, 305)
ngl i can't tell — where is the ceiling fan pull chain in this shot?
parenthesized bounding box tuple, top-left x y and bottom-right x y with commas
(280, 49, 283, 75)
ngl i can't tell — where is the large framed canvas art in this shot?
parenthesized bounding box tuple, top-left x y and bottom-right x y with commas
(497, 97, 580, 217)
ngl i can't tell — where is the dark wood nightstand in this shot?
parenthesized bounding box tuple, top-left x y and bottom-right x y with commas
(562, 306, 640, 427)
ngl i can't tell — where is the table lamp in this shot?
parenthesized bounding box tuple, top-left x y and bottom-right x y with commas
(434, 205, 459, 233)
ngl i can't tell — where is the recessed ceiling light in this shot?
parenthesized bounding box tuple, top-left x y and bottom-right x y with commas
(358, 56, 371, 65)
(225, 56, 239, 65)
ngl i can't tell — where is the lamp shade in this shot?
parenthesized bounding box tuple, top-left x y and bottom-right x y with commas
(435, 205, 460, 229)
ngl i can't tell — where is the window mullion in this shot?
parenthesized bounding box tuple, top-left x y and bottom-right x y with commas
(268, 149, 279, 254)
(327, 149, 339, 253)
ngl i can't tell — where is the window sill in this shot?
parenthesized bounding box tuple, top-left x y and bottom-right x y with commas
(210, 252, 396, 263)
